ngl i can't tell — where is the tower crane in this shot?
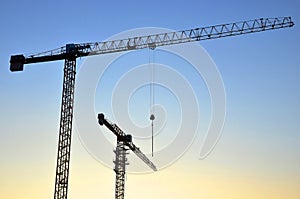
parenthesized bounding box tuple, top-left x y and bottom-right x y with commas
(97, 113, 157, 199)
(9, 17, 294, 199)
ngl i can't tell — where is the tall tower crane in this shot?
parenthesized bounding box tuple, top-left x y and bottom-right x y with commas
(97, 113, 157, 199)
(9, 17, 294, 199)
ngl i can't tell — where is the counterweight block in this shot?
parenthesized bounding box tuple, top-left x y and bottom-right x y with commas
(10, 54, 25, 71)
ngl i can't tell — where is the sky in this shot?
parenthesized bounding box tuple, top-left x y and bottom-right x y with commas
(0, 0, 300, 199)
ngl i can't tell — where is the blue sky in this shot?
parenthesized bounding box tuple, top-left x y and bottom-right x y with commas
(1, 0, 300, 198)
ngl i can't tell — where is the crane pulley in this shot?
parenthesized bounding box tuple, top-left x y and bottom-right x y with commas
(9, 16, 294, 199)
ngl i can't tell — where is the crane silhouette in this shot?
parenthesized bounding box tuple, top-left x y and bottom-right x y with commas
(97, 113, 157, 199)
(9, 17, 294, 199)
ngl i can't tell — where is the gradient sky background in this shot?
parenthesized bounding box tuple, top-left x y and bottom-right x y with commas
(1, 0, 300, 199)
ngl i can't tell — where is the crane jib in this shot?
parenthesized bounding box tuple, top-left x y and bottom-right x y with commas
(9, 17, 294, 72)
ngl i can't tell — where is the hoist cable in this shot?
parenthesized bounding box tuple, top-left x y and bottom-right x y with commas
(149, 48, 155, 157)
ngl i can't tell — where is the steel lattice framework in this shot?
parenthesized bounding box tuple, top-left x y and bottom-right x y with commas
(110, 122, 157, 171)
(9, 16, 294, 199)
(54, 58, 76, 199)
(113, 141, 128, 199)
(16, 16, 293, 62)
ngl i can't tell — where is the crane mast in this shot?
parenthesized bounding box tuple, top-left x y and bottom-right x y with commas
(54, 58, 76, 199)
(9, 17, 294, 199)
(113, 140, 128, 199)
(98, 113, 157, 199)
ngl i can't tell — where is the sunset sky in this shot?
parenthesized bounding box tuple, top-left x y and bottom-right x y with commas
(1, 0, 299, 199)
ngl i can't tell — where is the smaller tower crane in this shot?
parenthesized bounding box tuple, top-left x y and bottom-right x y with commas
(97, 113, 157, 199)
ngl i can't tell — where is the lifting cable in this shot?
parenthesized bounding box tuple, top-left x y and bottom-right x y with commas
(149, 47, 155, 157)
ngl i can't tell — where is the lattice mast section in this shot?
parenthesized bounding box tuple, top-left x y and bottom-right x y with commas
(54, 58, 76, 199)
(114, 140, 129, 199)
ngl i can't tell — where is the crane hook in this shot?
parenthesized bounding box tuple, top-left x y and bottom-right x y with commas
(150, 114, 155, 121)
(150, 114, 155, 157)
